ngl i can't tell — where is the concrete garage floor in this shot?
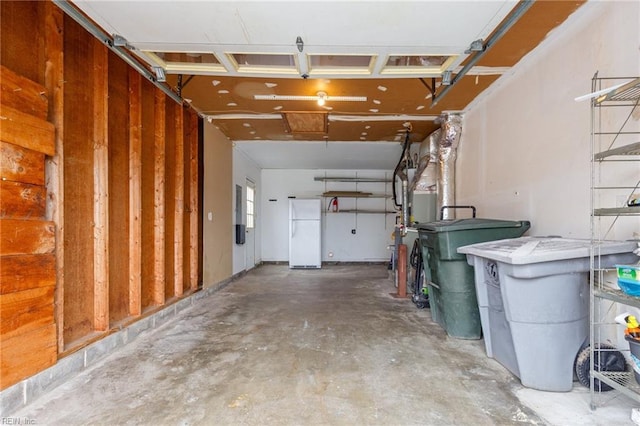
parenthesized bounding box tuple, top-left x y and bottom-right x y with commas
(11, 265, 638, 425)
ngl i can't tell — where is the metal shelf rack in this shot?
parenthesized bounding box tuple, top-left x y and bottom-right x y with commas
(590, 75, 640, 409)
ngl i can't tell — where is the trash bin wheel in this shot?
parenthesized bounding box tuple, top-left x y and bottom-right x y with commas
(574, 343, 627, 392)
(411, 294, 429, 309)
(415, 301, 429, 309)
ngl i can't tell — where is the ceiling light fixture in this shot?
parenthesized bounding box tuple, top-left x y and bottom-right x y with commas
(254, 93, 367, 103)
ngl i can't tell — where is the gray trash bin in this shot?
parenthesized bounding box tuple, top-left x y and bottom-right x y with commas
(458, 236, 638, 392)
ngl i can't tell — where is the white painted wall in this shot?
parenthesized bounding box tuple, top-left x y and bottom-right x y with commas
(458, 1, 640, 349)
(458, 0, 640, 240)
(232, 146, 262, 274)
(261, 169, 397, 263)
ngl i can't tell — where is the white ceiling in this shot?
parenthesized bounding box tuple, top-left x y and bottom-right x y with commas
(77, 1, 513, 50)
(234, 140, 403, 170)
(73, 0, 517, 78)
(68, 0, 524, 170)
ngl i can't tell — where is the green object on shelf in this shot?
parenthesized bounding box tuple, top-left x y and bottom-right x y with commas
(618, 265, 639, 282)
(618, 265, 640, 296)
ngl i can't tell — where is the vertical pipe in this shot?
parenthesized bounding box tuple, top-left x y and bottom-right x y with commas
(437, 113, 463, 220)
(402, 178, 410, 230)
(397, 244, 408, 297)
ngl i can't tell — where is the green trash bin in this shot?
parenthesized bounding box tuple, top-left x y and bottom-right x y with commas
(417, 215, 530, 339)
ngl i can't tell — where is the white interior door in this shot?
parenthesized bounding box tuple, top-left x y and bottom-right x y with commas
(245, 179, 256, 269)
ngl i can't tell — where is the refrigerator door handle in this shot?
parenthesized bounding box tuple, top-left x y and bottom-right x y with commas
(291, 220, 295, 238)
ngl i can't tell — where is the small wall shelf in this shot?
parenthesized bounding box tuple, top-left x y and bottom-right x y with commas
(318, 171, 396, 227)
(314, 177, 392, 183)
(325, 209, 397, 214)
(321, 193, 390, 199)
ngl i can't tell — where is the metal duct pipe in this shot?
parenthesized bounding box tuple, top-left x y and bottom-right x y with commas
(408, 130, 440, 224)
(411, 129, 441, 193)
(437, 114, 463, 220)
(402, 177, 410, 230)
(395, 164, 410, 235)
(393, 128, 413, 236)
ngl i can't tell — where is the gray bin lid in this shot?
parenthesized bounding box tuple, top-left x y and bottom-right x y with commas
(457, 236, 638, 265)
(416, 218, 529, 233)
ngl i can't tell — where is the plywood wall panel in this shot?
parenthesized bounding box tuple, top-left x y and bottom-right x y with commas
(0, 324, 56, 390)
(92, 39, 109, 332)
(129, 69, 142, 317)
(107, 51, 130, 325)
(0, 180, 46, 219)
(0, 254, 55, 294)
(0, 106, 55, 156)
(43, 0, 65, 355)
(153, 89, 166, 305)
(0, 219, 55, 256)
(182, 109, 193, 291)
(187, 110, 200, 291)
(0, 1, 43, 84)
(173, 104, 185, 296)
(0, 141, 45, 186)
(62, 15, 96, 345)
(0, 65, 48, 120)
(197, 118, 204, 289)
(164, 100, 176, 300)
(140, 79, 157, 310)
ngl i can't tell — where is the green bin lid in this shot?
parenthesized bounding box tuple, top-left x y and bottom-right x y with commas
(416, 218, 529, 233)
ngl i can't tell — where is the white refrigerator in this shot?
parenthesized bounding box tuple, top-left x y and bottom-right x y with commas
(289, 198, 321, 268)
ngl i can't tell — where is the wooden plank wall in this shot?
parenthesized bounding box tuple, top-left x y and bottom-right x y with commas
(108, 51, 131, 326)
(141, 80, 159, 309)
(129, 69, 143, 317)
(0, 1, 202, 388)
(62, 15, 97, 344)
(186, 110, 199, 291)
(164, 103, 176, 301)
(0, 66, 58, 389)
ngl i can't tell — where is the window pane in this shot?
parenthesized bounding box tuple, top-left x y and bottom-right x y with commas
(154, 52, 220, 64)
(385, 55, 448, 67)
(309, 55, 373, 67)
(246, 185, 255, 229)
(232, 53, 295, 67)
